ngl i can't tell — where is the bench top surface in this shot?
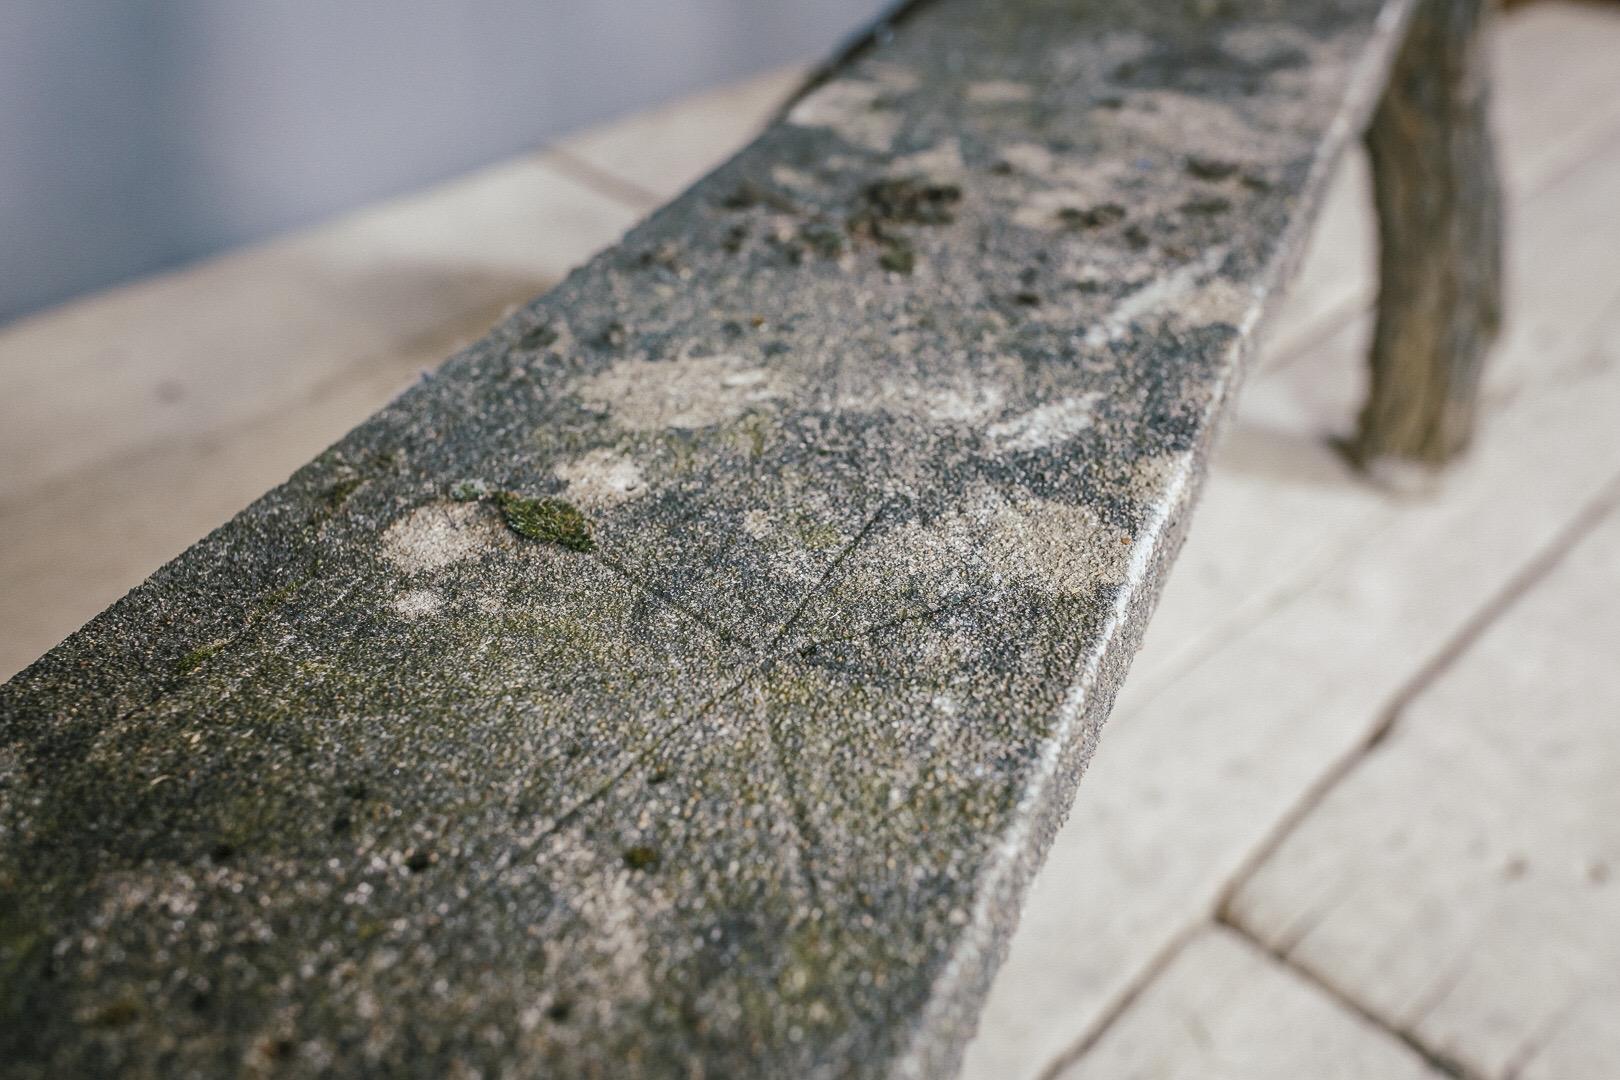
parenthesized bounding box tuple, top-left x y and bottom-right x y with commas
(1, 0, 1408, 1075)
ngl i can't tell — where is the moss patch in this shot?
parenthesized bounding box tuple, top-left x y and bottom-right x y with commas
(493, 492, 594, 552)
(622, 845, 661, 872)
(878, 237, 915, 275)
(176, 639, 228, 676)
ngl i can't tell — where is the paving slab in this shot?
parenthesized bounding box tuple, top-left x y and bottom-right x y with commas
(0, 151, 645, 679)
(1254, 0, 1620, 370)
(1228, 478, 1620, 1079)
(1055, 926, 1441, 1080)
(0, 0, 1414, 1075)
(0, 160, 642, 679)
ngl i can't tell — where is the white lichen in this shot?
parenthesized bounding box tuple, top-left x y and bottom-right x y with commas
(555, 448, 646, 507)
(984, 495, 1132, 596)
(967, 80, 1033, 104)
(889, 139, 966, 181)
(579, 353, 787, 432)
(742, 508, 772, 540)
(787, 80, 902, 153)
(1178, 275, 1257, 330)
(1088, 247, 1228, 346)
(391, 589, 444, 619)
(381, 501, 509, 575)
(988, 394, 1103, 452)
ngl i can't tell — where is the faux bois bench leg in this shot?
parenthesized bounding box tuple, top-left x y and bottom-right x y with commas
(1356, 0, 1504, 472)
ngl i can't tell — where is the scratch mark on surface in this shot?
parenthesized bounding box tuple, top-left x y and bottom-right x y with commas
(766, 503, 893, 653)
(592, 551, 738, 645)
(794, 593, 978, 657)
(753, 679, 826, 905)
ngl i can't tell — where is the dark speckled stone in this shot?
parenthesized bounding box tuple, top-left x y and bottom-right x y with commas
(1, 0, 1414, 1076)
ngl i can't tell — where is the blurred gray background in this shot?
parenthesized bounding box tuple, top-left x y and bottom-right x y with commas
(0, 0, 890, 324)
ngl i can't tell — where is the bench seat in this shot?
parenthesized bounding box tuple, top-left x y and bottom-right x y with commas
(0, 0, 1499, 1075)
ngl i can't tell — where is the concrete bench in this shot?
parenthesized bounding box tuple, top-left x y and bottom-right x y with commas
(0, 0, 1500, 1075)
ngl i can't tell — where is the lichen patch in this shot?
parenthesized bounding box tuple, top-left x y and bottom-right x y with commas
(556, 449, 646, 507)
(889, 139, 966, 182)
(997, 142, 1056, 176)
(924, 382, 1007, 424)
(985, 495, 1132, 596)
(967, 80, 1034, 104)
(841, 374, 1008, 427)
(1117, 450, 1188, 505)
(1178, 275, 1255, 330)
(1012, 178, 1132, 232)
(391, 589, 444, 620)
(579, 353, 788, 432)
(742, 508, 772, 540)
(870, 488, 1131, 600)
(1111, 91, 1269, 164)
(770, 165, 824, 196)
(381, 501, 509, 575)
(787, 80, 903, 153)
(1088, 246, 1228, 345)
(988, 394, 1103, 452)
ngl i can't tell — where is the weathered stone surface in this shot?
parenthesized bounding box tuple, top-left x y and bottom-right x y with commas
(1, 1, 1413, 1076)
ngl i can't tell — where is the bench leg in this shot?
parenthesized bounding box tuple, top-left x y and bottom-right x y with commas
(1354, 0, 1503, 472)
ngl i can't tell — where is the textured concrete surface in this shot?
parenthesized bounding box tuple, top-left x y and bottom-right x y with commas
(0, 0, 1413, 1076)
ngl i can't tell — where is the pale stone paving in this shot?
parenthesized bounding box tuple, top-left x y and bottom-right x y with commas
(1055, 928, 1441, 1080)
(1228, 478, 1620, 1079)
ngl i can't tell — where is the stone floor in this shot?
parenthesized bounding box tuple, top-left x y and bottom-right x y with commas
(3, 4, 1618, 1076)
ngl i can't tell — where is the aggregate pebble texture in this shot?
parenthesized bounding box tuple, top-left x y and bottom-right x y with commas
(0, 0, 1413, 1075)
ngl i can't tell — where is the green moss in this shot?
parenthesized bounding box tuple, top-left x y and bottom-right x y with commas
(807, 224, 844, 259)
(320, 475, 364, 512)
(796, 519, 843, 551)
(0, 900, 46, 990)
(176, 639, 228, 675)
(249, 578, 307, 623)
(88, 996, 142, 1028)
(858, 176, 961, 226)
(493, 492, 594, 552)
(1057, 202, 1126, 229)
(622, 845, 661, 872)
(878, 237, 915, 275)
(731, 412, 772, 461)
(518, 322, 558, 350)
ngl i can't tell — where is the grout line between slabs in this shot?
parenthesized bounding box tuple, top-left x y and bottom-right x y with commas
(1212, 464, 1620, 925)
(1035, 456, 1620, 1080)
(1033, 918, 1208, 1080)
(539, 146, 669, 213)
(1216, 913, 1487, 1080)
